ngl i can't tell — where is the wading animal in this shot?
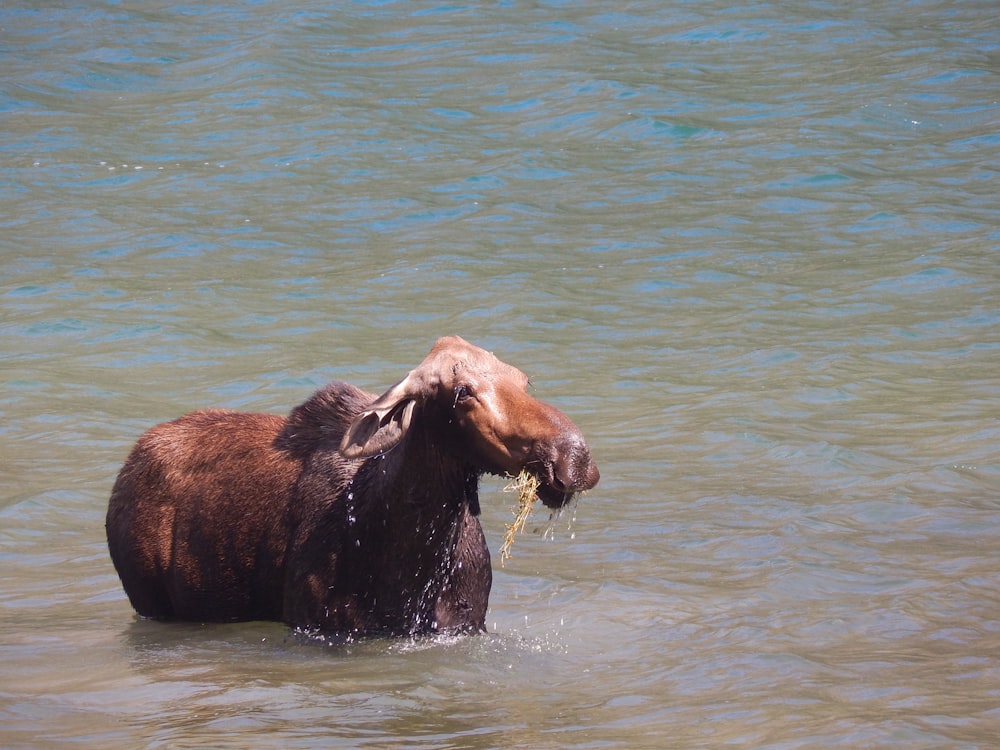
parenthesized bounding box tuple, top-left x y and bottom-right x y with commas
(106, 336, 599, 637)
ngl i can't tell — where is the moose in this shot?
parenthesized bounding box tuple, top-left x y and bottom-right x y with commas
(106, 336, 599, 637)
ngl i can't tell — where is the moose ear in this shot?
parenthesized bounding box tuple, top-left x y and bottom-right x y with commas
(339, 398, 416, 459)
(339, 374, 422, 459)
(339, 348, 448, 459)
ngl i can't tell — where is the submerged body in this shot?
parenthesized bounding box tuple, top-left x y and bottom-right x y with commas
(106, 336, 599, 637)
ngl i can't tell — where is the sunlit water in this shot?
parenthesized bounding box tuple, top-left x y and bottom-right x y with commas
(2, 1, 998, 747)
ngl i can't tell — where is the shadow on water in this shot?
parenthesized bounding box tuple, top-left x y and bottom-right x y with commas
(115, 616, 588, 749)
(120, 612, 572, 674)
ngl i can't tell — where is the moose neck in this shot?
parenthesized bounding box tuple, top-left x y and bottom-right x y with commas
(343, 422, 480, 634)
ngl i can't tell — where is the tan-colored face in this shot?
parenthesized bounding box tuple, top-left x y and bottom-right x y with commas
(340, 336, 599, 507)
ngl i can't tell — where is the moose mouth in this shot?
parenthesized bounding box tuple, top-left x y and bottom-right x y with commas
(486, 467, 574, 510)
(536, 480, 575, 509)
(533, 449, 598, 509)
(525, 462, 581, 510)
(484, 446, 597, 511)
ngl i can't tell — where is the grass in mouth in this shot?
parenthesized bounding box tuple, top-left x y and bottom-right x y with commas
(499, 469, 540, 567)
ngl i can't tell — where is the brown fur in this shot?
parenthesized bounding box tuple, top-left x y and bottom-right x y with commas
(106, 337, 599, 638)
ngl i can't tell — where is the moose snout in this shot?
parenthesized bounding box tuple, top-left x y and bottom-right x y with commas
(551, 437, 600, 494)
(531, 432, 599, 509)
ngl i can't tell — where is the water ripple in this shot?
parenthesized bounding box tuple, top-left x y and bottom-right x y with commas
(2, 0, 999, 747)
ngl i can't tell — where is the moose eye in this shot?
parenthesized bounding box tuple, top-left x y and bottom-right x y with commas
(453, 385, 472, 406)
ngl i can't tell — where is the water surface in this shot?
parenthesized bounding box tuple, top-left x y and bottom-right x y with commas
(2, 1, 998, 747)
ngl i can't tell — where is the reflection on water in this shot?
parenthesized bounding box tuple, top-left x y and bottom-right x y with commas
(2, 0, 998, 747)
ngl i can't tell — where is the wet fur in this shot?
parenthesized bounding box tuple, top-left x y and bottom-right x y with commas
(106, 337, 598, 639)
(106, 381, 491, 637)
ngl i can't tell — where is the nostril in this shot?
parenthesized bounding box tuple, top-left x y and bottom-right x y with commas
(546, 434, 599, 493)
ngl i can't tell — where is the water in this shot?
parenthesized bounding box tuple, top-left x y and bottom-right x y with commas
(2, 0, 998, 747)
